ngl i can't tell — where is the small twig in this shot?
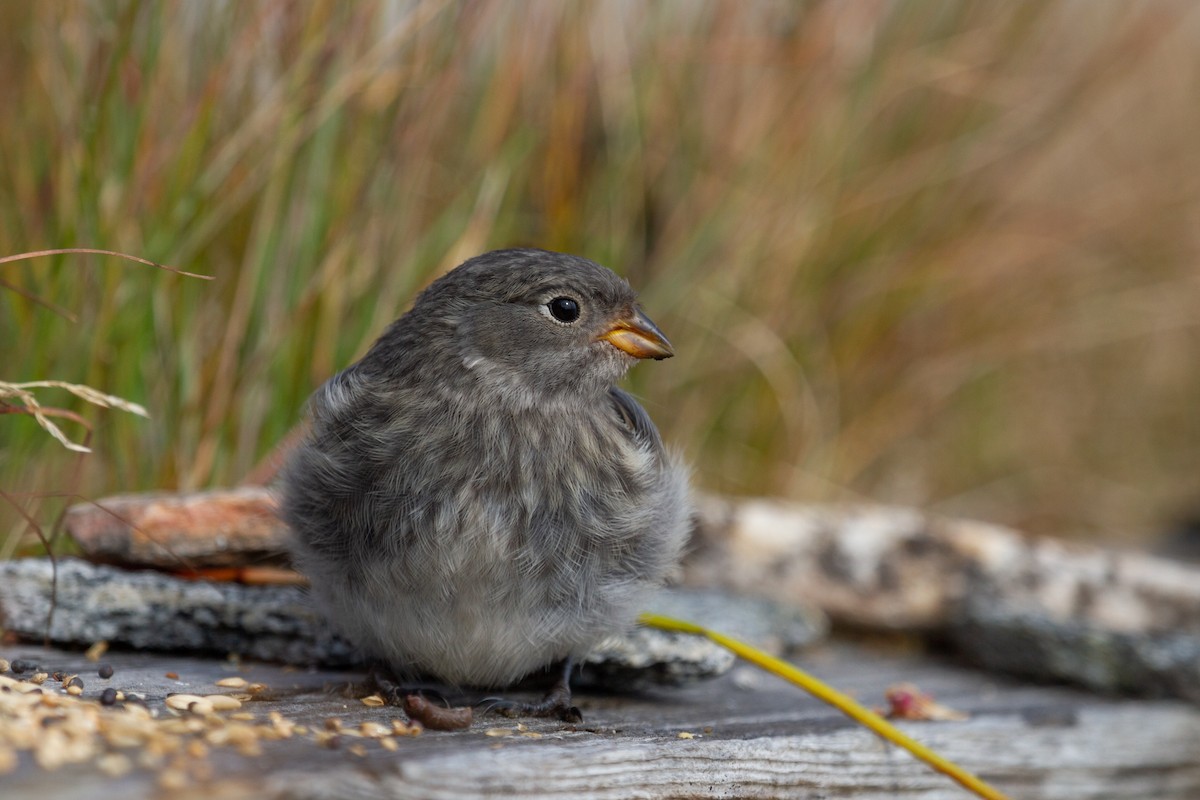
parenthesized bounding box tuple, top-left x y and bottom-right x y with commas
(0, 490, 59, 644)
(0, 275, 77, 321)
(0, 402, 92, 429)
(0, 247, 213, 280)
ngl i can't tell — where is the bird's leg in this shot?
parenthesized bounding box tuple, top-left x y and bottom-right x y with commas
(368, 665, 447, 708)
(479, 658, 583, 723)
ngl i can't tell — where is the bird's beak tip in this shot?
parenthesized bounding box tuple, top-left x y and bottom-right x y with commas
(600, 309, 674, 360)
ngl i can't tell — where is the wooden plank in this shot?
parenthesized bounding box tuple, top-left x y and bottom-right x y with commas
(2, 640, 1197, 799)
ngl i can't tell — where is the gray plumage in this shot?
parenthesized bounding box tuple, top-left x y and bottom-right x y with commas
(280, 248, 690, 689)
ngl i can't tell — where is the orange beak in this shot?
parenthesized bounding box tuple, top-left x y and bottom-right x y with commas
(600, 308, 674, 360)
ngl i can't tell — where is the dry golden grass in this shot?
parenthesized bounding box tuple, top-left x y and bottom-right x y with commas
(2, 1, 1199, 550)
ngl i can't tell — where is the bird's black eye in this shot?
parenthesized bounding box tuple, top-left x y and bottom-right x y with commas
(548, 296, 580, 323)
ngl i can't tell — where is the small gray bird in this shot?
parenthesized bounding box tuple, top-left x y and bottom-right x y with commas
(280, 248, 689, 719)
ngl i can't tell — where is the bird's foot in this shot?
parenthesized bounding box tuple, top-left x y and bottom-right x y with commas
(369, 666, 446, 708)
(478, 692, 582, 723)
(477, 658, 582, 723)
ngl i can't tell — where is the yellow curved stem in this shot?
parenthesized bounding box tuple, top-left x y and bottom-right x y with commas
(639, 612, 1010, 800)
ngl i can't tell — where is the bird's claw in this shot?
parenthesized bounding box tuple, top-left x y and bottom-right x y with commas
(478, 695, 582, 723)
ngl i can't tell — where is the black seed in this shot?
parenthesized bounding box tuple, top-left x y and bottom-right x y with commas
(52, 671, 67, 682)
(100, 688, 118, 706)
(10, 659, 35, 674)
(98, 664, 114, 679)
(67, 676, 84, 690)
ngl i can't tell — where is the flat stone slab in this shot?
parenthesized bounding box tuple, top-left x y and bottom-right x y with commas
(2, 640, 1198, 799)
(0, 558, 825, 689)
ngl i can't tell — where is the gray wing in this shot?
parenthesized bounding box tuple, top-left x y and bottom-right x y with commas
(607, 387, 664, 452)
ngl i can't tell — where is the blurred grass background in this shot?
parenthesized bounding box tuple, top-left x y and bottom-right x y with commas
(2, 0, 1199, 556)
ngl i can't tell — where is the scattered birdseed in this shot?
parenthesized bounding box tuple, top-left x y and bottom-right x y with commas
(245, 683, 268, 695)
(391, 718, 421, 736)
(98, 664, 114, 679)
(485, 728, 514, 737)
(166, 694, 212, 714)
(158, 767, 189, 790)
(360, 694, 386, 707)
(10, 660, 34, 674)
(0, 661, 444, 784)
(0, 659, 9, 673)
(165, 672, 179, 680)
(204, 694, 242, 711)
(359, 721, 390, 738)
(95, 752, 132, 777)
(677, 731, 696, 739)
(215, 676, 247, 689)
(30, 672, 49, 685)
(84, 641, 109, 662)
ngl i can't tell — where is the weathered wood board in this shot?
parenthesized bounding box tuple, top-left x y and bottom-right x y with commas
(2, 640, 1197, 799)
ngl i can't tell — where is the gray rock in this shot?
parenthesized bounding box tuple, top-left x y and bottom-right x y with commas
(951, 596, 1200, 703)
(0, 557, 359, 667)
(0, 558, 821, 688)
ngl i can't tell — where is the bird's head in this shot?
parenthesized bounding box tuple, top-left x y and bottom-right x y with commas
(410, 249, 673, 404)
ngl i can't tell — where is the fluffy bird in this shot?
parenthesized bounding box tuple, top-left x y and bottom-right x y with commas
(280, 248, 690, 719)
